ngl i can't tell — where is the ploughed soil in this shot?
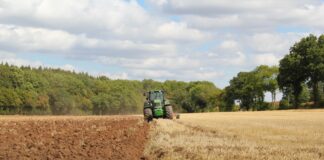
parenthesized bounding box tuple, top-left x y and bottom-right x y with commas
(0, 116, 149, 160)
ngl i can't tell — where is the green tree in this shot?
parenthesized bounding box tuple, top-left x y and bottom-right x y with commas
(278, 53, 305, 108)
(0, 63, 226, 115)
(254, 65, 279, 108)
(223, 65, 279, 111)
(220, 86, 236, 111)
(0, 88, 22, 113)
(48, 89, 74, 115)
(142, 79, 163, 91)
(278, 34, 324, 108)
(306, 35, 324, 107)
(92, 93, 111, 115)
(188, 81, 221, 112)
(227, 72, 261, 110)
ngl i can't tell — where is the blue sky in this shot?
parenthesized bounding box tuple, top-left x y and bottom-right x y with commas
(0, 0, 323, 93)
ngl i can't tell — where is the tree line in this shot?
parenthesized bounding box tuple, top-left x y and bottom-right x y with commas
(0, 34, 323, 114)
(222, 34, 324, 110)
(0, 64, 222, 115)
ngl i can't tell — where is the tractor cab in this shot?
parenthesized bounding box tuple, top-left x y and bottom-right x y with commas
(148, 90, 164, 101)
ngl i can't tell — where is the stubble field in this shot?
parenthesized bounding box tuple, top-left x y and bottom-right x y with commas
(144, 110, 324, 160)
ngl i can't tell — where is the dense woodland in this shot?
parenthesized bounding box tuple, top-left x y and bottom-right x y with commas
(0, 34, 323, 115)
(0, 64, 222, 115)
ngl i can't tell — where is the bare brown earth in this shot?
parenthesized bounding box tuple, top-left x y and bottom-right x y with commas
(0, 116, 149, 160)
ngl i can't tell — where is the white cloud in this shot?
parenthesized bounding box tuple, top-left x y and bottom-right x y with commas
(0, 0, 208, 43)
(128, 68, 224, 81)
(98, 56, 200, 70)
(0, 24, 76, 52)
(219, 40, 239, 51)
(205, 39, 246, 66)
(156, 22, 209, 42)
(248, 33, 304, 54)
(0, 24, 178, 58)
(152, 0, 324, 31)
(0, 0, 323, 87)
(0, 0, 148, 33)
(183, 15, 241, 30)
(131, 69, 175, 79)
(206, 51, 246, 66)
(254, 53, 281, 66)
(149, 0, 319, 14)
(184, 70, 224, 81)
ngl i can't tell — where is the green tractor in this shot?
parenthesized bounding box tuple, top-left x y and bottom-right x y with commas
(143, 90, 173, 122)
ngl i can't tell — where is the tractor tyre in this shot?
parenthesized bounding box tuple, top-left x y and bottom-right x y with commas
(165, 105, 173, 119)
(144, 108, 153, 122)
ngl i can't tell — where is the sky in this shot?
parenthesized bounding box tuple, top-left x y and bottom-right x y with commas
(0, 0, 324, 89)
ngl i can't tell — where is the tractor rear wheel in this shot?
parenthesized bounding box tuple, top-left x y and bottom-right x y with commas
(144, 108, 153, 122)
(165, 105, 173, 119)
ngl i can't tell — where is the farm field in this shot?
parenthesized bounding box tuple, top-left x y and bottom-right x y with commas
(144, 110, 324, 160)
(1, 110, 324, 160)
(0, 116, 149, 160)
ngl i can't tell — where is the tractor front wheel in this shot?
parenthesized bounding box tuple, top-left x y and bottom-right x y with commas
(165, 105, 173, 119)
(144, 108, 153, 122)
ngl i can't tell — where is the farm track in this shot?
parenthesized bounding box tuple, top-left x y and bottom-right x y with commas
(0, 116, 149, 160)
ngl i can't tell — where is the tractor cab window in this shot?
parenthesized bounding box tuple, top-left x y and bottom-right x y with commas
(149, 91, 163, 101)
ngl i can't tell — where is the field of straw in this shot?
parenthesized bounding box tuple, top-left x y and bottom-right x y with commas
(144, 110, 324, 160)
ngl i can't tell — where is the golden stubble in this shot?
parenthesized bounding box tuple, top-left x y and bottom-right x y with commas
(144, 110, 324, 160)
